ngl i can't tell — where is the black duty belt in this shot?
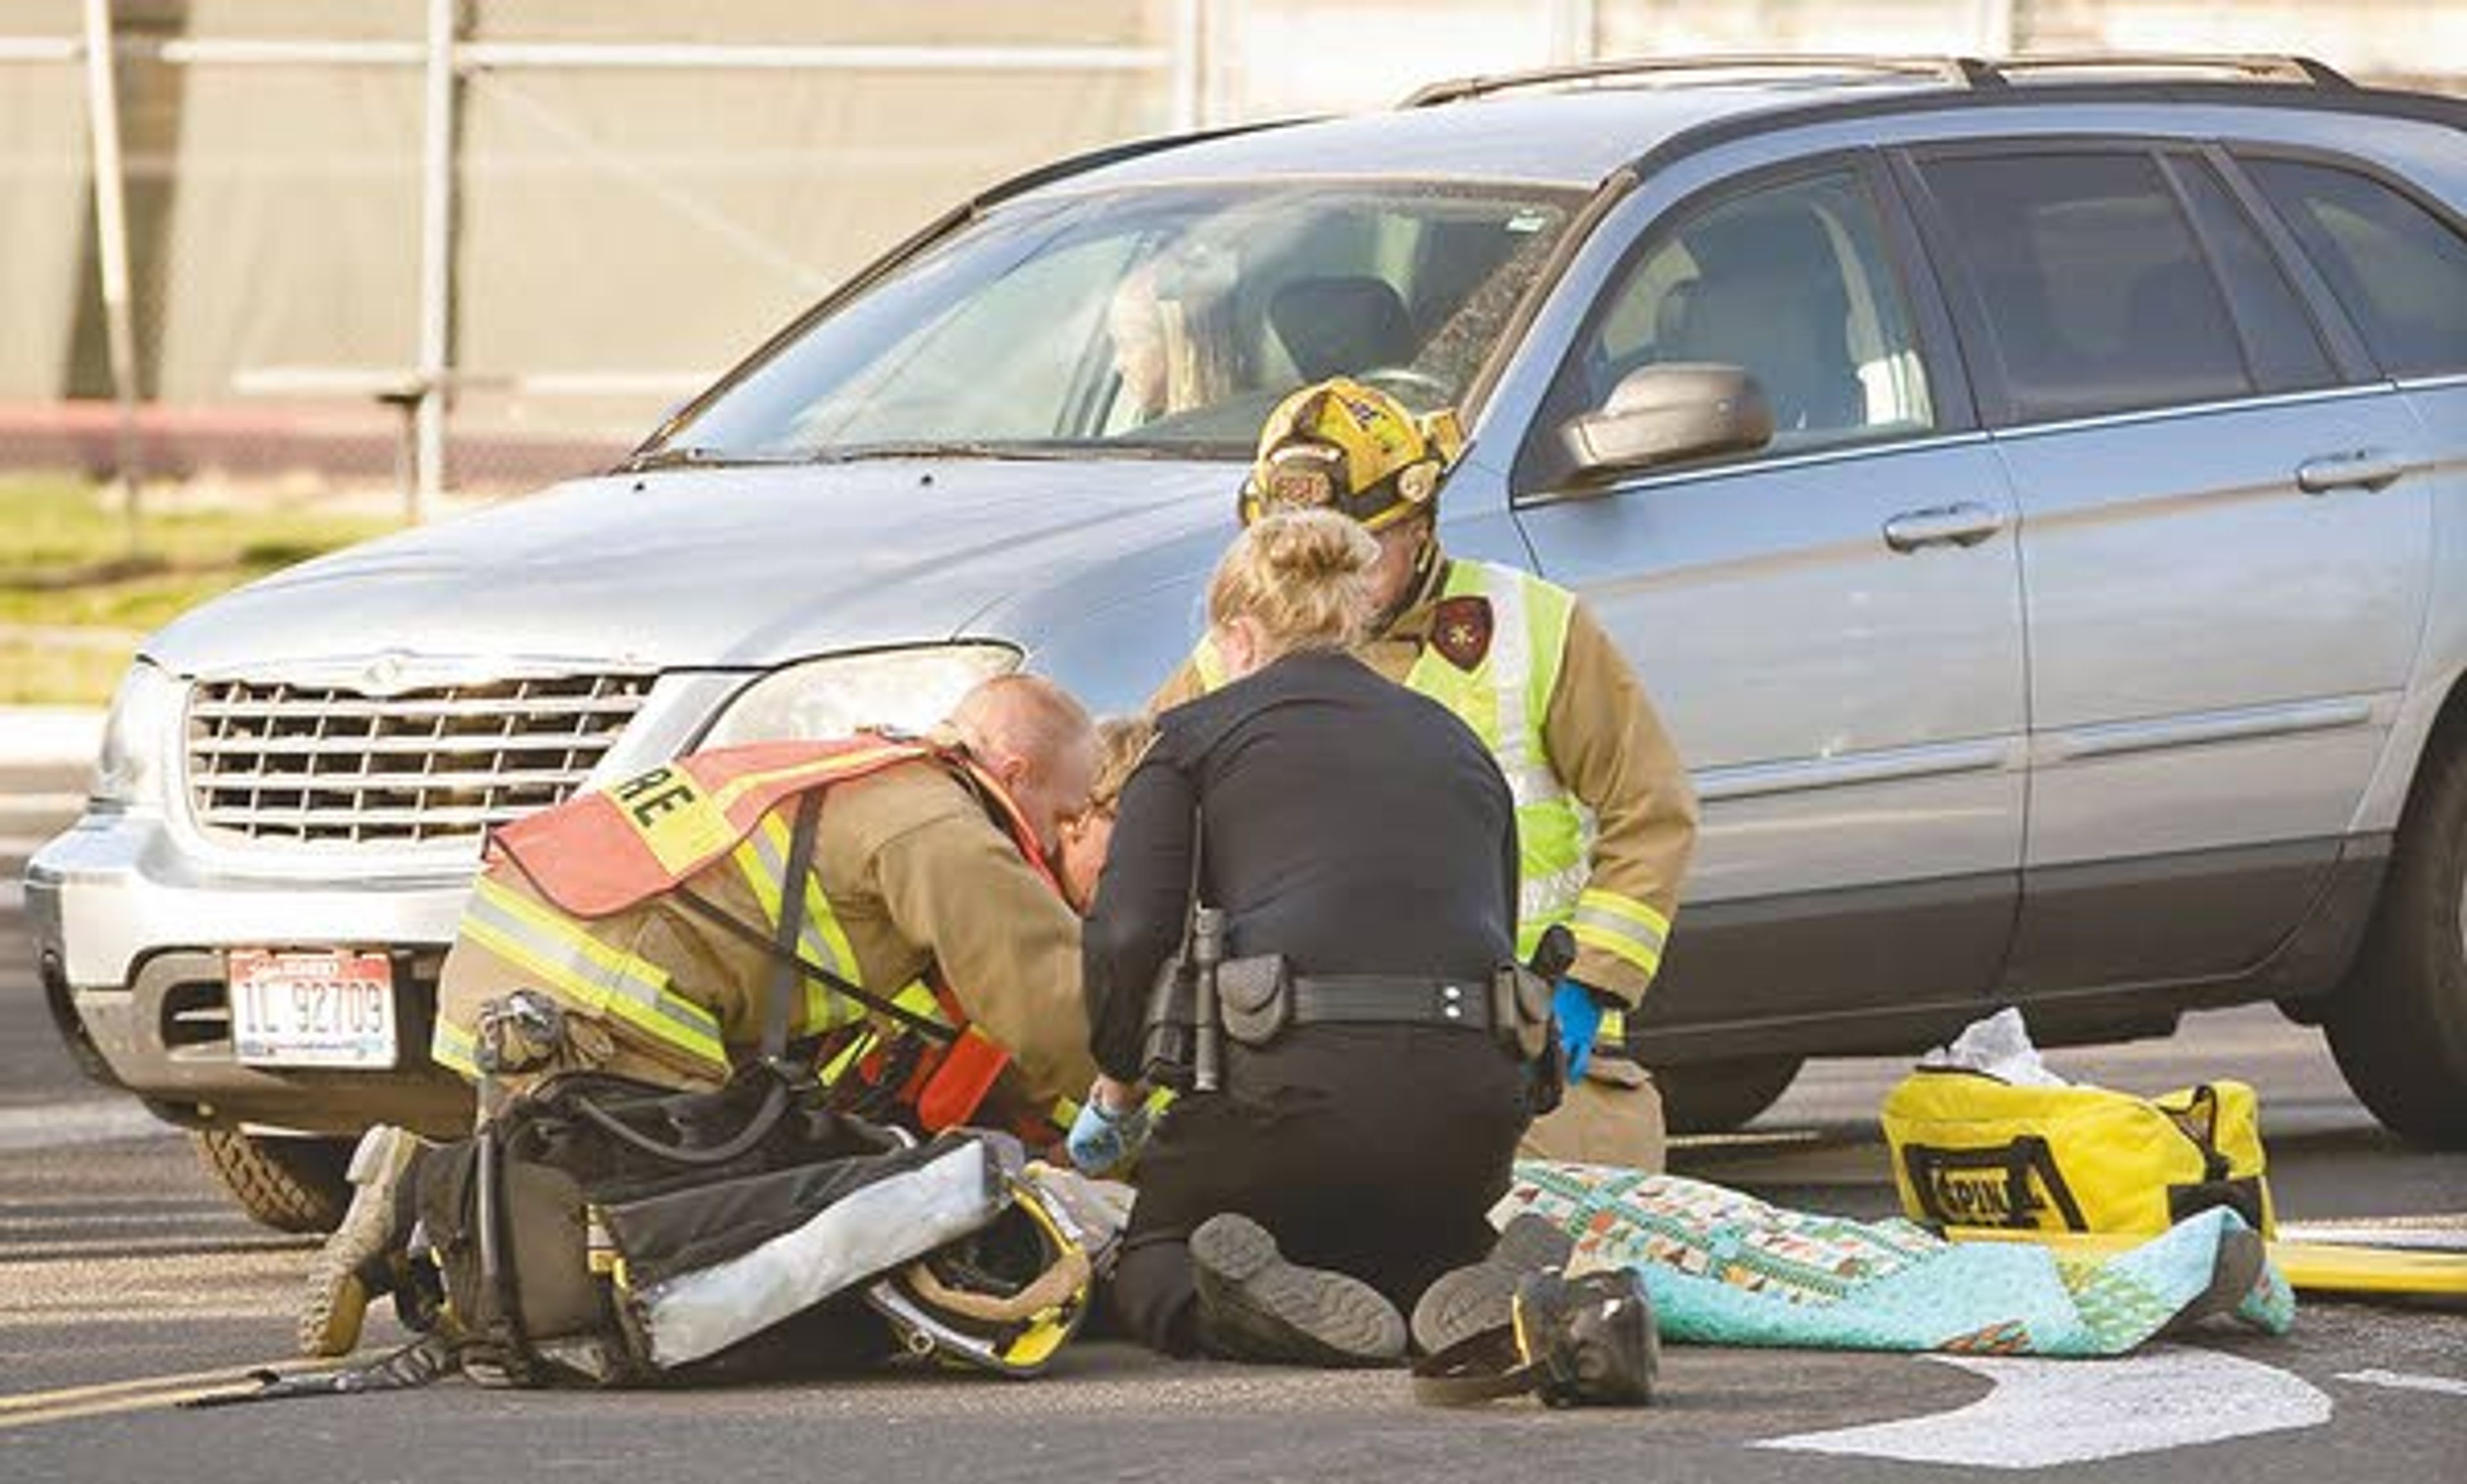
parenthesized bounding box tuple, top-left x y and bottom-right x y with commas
(1287, 975, 1494, 1034)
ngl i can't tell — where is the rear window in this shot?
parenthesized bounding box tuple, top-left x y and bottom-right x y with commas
(1921, 152, 2251, 423)
(2247, 158, 2467, 378)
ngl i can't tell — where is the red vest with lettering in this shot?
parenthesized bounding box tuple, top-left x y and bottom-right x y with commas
(490, 734, 1054, 917)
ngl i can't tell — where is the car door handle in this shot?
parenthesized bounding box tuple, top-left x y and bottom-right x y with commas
(2295, 448, 2412, 495)
(1882, 503, 2005, 553)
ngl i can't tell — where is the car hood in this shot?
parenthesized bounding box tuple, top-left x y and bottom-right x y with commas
(144, 459, 1236, 676)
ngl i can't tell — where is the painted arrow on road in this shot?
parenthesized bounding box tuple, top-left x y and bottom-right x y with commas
(1758, 1345, 2331, 1469)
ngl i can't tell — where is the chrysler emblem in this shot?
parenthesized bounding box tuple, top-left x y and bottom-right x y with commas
(358, 652, 412, 696)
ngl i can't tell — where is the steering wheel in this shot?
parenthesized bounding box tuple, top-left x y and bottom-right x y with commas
(1352, 365, 1455, 409)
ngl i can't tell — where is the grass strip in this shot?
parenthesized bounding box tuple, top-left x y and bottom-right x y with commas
(0, 476, 400, 703)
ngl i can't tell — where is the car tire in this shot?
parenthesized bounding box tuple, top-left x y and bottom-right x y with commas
(1656, 1055, 1805, 1135)
(2325, 738, 2467, 1150)
(190, 1129, 354, 1234)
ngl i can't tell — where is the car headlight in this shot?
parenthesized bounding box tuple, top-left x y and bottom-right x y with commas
(91, 659, 181, 809)
(698, 644, 1021, 748)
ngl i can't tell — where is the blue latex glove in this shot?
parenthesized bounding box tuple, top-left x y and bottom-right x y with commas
(1553, 978, 1603, 1082)
(1065, 1088, 1153, 1176)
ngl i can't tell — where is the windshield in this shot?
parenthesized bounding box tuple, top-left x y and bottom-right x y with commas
(648, 180, 1580, 463)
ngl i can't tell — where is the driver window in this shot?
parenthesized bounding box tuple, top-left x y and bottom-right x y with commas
(1555, 168, 1936, 461)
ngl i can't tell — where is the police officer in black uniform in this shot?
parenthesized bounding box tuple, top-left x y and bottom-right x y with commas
(1077, 509, 1533, 1365)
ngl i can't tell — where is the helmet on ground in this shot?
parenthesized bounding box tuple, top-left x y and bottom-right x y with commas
(860, 1176, 1094, 1377)
(1237, 376, 1467, 534)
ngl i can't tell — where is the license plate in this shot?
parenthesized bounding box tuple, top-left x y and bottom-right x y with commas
(229, 950, 398, 1068)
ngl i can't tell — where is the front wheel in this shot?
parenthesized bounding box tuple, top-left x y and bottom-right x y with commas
(190, 1129, 354, 1233)
(2324, 739, 2467, 1149)
(1656, 1055, 1805, 1135)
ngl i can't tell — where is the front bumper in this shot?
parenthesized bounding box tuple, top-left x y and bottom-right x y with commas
(24, 808, 477, 1137)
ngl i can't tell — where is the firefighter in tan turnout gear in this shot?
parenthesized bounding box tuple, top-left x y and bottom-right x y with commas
(432, 675, 1098, 1121)
(296, 675, 1101, 1358)
(1155, 377, 1698, 1169)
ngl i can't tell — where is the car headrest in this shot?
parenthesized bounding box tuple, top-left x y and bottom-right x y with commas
(1269, 276, 1417, 381)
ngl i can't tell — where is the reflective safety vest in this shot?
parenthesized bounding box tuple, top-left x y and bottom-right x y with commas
(436, 736, 1062, 1131)
(487, 736, 986, 919)
(1189, 560, 1599, 962)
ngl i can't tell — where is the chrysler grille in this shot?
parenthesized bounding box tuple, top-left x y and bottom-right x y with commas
(186, 673, 654, 844)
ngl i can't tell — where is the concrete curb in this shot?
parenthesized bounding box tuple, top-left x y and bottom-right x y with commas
(0, 708, 105, 767)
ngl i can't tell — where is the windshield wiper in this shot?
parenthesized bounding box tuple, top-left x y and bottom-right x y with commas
(804, 440, 1088, 464)
(619, 445, 809, 473)
(805, 439, 1211, 464)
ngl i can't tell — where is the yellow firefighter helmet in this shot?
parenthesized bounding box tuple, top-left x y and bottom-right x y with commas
(860, 1174, 1095, 1377)
(1237, 376, 1467, 534)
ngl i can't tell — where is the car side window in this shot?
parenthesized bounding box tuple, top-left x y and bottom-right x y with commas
(2246, 158, 2467, 379)
(1920, 151, 2250, 423)
(1548, 168, 1937, 459)
(2166, 156, 2337, 393)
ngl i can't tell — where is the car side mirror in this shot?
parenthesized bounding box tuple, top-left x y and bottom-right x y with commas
(1555, 363, 1774, 486)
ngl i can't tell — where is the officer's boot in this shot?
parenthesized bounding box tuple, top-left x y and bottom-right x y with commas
(2159, 1225, 2268, 1336)
(297, 1124, 427, 1358)
(1409, 1214, 1576, 1357)
(1187, 1213, 1406, 1367)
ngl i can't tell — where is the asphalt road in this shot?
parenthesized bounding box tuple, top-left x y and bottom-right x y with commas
(4, 770, 2462, 1482)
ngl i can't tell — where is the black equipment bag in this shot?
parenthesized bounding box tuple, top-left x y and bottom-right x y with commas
(414, 1068, 935, 1387)
(181, 1075, 926, 1408)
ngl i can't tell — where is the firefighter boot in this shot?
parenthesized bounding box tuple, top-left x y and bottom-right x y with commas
(1189, 1213, 1406, 1366)
(297, 1124, 425, 1358)
(1410, 1214, 1577, 1357)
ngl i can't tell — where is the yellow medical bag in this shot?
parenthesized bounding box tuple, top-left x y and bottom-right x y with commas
(1881, 1070, 2274, 1237)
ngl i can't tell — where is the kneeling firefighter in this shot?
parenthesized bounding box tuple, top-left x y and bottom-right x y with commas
(296, 675, 1102, 1363)
(1078, 509, 1553, 1365)
(1152, 378, 1699, 1170)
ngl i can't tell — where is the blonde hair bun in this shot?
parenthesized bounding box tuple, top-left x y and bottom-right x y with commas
(1250, 508, 1378, 583)
(1207, 508, 1382, 660)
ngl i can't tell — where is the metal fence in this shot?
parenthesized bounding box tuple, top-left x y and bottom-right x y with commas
(1, 0, 1209, 513)
(3, 0, 2458, 515)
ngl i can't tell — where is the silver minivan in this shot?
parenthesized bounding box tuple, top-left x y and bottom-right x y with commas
(27, 55, 2467, 1228)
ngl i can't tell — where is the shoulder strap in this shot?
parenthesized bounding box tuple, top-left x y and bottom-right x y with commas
(2162, 1084, 2235, 1182)
(762, 791, 824, 1065)
(669, 885, 957, 1045)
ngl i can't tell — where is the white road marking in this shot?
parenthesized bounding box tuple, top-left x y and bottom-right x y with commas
(0, 1100, 175, 1153)
(1758, 1346, 2331, 1470)
(2281, 1221, 2467, 1252)
(2337, 1368, 2467, 1399)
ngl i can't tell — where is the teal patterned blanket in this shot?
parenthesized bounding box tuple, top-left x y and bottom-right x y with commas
(1500, 1162, 2294, 1358)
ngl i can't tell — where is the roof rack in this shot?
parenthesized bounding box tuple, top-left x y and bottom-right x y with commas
(1399, 52, 2353, 109)
(1401, 55, 1975, 108)
(1976, 53, 2353, 87)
